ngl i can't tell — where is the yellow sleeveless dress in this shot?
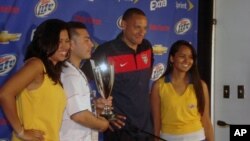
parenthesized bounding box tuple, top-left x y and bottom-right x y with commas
(12, 72, 66, 141)
(158, 78, 203, 135)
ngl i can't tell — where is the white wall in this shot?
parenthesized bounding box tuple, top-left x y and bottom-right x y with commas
(214, 0, 250, 140)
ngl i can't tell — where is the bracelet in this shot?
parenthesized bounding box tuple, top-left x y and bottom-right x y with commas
(16, 127, 24, 138)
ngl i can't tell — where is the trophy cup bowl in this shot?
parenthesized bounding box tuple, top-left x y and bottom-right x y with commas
(90, 59, 115, 120)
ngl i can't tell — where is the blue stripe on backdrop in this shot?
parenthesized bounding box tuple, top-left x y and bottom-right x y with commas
(0, 0, 198, 139)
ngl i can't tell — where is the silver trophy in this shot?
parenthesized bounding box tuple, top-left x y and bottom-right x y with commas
(90, 59, 115, 120)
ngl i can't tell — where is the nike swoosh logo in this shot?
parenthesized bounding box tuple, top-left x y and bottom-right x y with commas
(120, 62, 128, 67)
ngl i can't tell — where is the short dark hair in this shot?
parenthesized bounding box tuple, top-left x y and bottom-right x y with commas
(68, 21, 87, 29)
(67, 21, 87, 38)
(122, 7, 146, 21)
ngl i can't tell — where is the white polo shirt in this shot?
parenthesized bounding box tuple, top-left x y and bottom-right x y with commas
(60, 61, 95, 141)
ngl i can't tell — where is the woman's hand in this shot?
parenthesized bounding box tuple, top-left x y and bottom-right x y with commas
(17, 129, 45, 141)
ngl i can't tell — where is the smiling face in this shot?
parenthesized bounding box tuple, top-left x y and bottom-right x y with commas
(49, 30, 70, 65)
(121, 14, 148, 49)
(70, 28, 93, 60)
(170, 45, 194, 73)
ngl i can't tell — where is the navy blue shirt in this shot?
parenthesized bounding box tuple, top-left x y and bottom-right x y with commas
(83, 33, 154, 135)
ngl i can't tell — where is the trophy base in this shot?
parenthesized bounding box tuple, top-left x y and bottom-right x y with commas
(101, 113, 116, 121)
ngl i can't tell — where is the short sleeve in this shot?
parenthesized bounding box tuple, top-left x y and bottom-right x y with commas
(61, 72, 91, 116)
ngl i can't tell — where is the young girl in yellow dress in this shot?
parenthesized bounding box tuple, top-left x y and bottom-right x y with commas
(151, 40, 214, 141)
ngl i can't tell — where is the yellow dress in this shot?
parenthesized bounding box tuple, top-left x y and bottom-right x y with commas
(158, 78, 203, 135)
(12, 72, 66, 141)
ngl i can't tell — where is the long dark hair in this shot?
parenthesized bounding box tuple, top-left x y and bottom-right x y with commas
(163, 40, 205, 115)
(24, 19, 69, 84)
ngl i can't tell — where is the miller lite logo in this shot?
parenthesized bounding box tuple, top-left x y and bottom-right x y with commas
(35, 0, 57, 18)
(151, 63, 165, 81)
(0, 54, 17, 76)
(116, 16, 123, 29)
(175, 18, 192, 35)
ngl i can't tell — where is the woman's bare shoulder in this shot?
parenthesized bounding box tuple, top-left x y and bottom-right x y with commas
(24, 58, 44, 71)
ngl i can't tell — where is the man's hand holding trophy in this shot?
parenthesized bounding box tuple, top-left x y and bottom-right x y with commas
(90, 59, 116, 121)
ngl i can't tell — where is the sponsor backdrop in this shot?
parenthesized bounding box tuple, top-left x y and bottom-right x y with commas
(0, 0, 198, 139)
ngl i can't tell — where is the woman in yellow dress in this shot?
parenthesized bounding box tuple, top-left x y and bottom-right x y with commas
(151, 40, 214, 141)
(0, 19, 70, 141)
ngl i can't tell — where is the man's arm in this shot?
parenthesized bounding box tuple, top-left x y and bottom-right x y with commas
(71, 110, 109, 132)
(61, 70, 109, 132)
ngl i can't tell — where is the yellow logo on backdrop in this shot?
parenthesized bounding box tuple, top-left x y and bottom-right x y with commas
(0, 31, 21, 44)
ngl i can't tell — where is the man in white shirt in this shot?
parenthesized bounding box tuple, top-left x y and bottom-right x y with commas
(60, 22, 111, 141)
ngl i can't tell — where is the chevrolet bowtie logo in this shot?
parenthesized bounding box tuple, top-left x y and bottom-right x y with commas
(0, 31, 22, 44)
